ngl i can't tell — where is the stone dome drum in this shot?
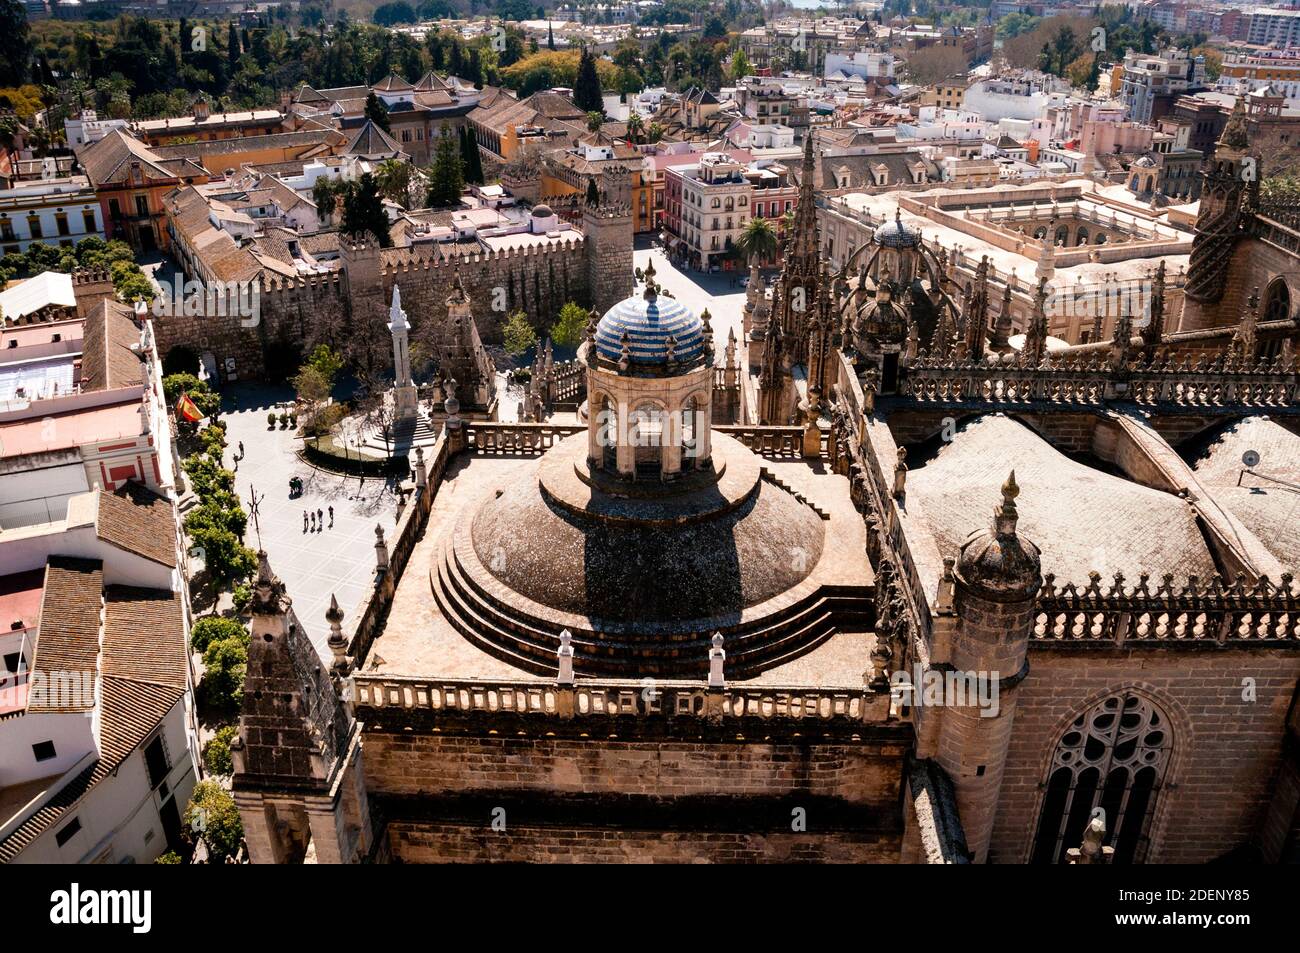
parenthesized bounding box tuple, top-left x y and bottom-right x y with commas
(595, 292, 705, 366)
(873, 215, 922, 249)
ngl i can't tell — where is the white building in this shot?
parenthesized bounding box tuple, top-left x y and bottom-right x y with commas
(63, 110, 130, 150)
(0, 176, 105, 254)
(0, 298, 199, 864)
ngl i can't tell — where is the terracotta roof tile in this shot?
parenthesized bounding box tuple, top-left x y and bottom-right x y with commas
(79, 299, 143, 392)
(31, 558, 103, 712)
(96, 482, 178, 569)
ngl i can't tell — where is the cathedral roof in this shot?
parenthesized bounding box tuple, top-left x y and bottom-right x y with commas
(904, 414, 1219, 583)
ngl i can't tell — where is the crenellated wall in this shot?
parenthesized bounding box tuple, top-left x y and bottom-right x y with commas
(152, 204, 633, 381)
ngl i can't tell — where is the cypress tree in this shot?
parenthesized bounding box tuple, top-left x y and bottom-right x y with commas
(573, 45, 603, 115)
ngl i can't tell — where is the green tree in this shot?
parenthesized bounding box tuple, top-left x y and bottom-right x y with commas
(573, 45, 604, 114)
(586, 109, 604, 133)
(375, 158, 413, 208)
(0, 0, 32, 86)
(202, 724, 240, 776)
(550, 301, 588, 348)
(585, 177, 600, 206)
(625, 111, 644, 144)
(191, 615, 247, 653)
(425, 127, 465, 207)
(184, 780, 243, 862)
(459, 125, 484, 185)
(365, 91, 392, 133)
(502, 310, 537, 357)
(340, 173, 392, 246)
(201, 635, 248, 710)
(110, 260, 154, 304)
(729, 48, 752, 82)
(312, 176, 338, 223)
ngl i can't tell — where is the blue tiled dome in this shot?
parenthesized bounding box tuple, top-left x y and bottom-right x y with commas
(874, 215, 921, 249)
(595, 290, 704, 367)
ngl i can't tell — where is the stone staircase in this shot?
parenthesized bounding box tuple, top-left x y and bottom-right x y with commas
(430, 534, 873, 679)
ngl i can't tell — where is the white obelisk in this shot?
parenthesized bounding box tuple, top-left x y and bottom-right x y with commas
(389, 284, 417, 420)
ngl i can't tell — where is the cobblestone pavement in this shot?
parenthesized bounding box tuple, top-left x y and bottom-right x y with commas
(219, 384, 402, 659)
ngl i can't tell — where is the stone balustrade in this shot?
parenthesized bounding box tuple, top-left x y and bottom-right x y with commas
(352, 674, 889, 722)
(715, 425, 807, 457)
(898, 353, 1299, 410)
(464, 421, 585, 454)
(1033, 572, 1300, 647)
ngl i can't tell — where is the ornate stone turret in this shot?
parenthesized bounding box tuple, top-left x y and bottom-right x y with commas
(1184, 98, 1258, 322)
(1141, 259, 1167, 355)
(1021, 279, 1050, 366)
(964, 255, 990, 357)
(773, 134, 822, 368)
(232, 552, 373, 864)
(939, 473, 1042, 862)
(991, 273, 1015, 355)
(1233, 286, 1260, 365)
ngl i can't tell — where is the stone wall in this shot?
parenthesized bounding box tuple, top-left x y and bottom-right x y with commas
(152, 205, 633, 381)
(989, 649, 1300, 863)
(385, 815, 900, 863)
(360, 729, 909, 862)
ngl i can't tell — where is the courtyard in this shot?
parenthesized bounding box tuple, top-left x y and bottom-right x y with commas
(216, 384, 404, 660)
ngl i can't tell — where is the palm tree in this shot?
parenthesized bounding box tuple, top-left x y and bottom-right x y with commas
(625, 112, 644, 144)
(647, 122, 664, 144)
(736, 216, 778, 267)
(586, 110, 604, 133)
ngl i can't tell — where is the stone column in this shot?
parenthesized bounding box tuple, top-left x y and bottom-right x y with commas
(937, 471, 1041, 863)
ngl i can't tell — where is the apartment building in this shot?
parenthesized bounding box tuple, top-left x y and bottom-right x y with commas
(0, 176, 104, 255)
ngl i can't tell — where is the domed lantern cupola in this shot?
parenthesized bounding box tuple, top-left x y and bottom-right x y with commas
(582, 261, 714, 481)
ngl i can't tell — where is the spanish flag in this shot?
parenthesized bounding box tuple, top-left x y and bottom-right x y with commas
(176, 392, 204, 423)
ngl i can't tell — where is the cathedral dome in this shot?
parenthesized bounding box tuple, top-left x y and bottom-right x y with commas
(873, 212, 922, 249)
(595, 271, 704, 367)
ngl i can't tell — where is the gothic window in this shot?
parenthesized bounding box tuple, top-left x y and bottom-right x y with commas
(1263, 279, 1291, 323)
(1030, 691, 1172, 865)
(1054, 225, 1069, 247)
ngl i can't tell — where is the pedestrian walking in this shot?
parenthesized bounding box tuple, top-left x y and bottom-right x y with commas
(328, 505, 334, 527)
(238, 441, 245, 457)
(311, 511, 317, 532)
(317, 508, 323, 529)
(303, 510, 308, 532)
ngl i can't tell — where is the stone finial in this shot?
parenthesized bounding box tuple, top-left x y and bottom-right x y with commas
(891, 446, 907, 500)
(618, 331, 632, 371)
(995, 470, 1019, 536)
(642, 259, 659, 301)
(708, 632, 725, 688)
(326, 593, 351, 674)
(374, 524, 389, 570)
(557, 629, 575, 686)
(414, 446, 428, 488)
(664, 333, 677, 364)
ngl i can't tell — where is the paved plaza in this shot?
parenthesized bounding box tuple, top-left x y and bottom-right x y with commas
(218, 384, 402, 659)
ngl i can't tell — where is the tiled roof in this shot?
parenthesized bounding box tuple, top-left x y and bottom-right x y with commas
(31, 558, 103, 712)
(154, 128, 346, 168)
(346, 119, 406, 158)
(96, 482, 178, 569)
(102, 587, 188, 689)
(79, 299, 143, 393)
(165, 186, 263, 284)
